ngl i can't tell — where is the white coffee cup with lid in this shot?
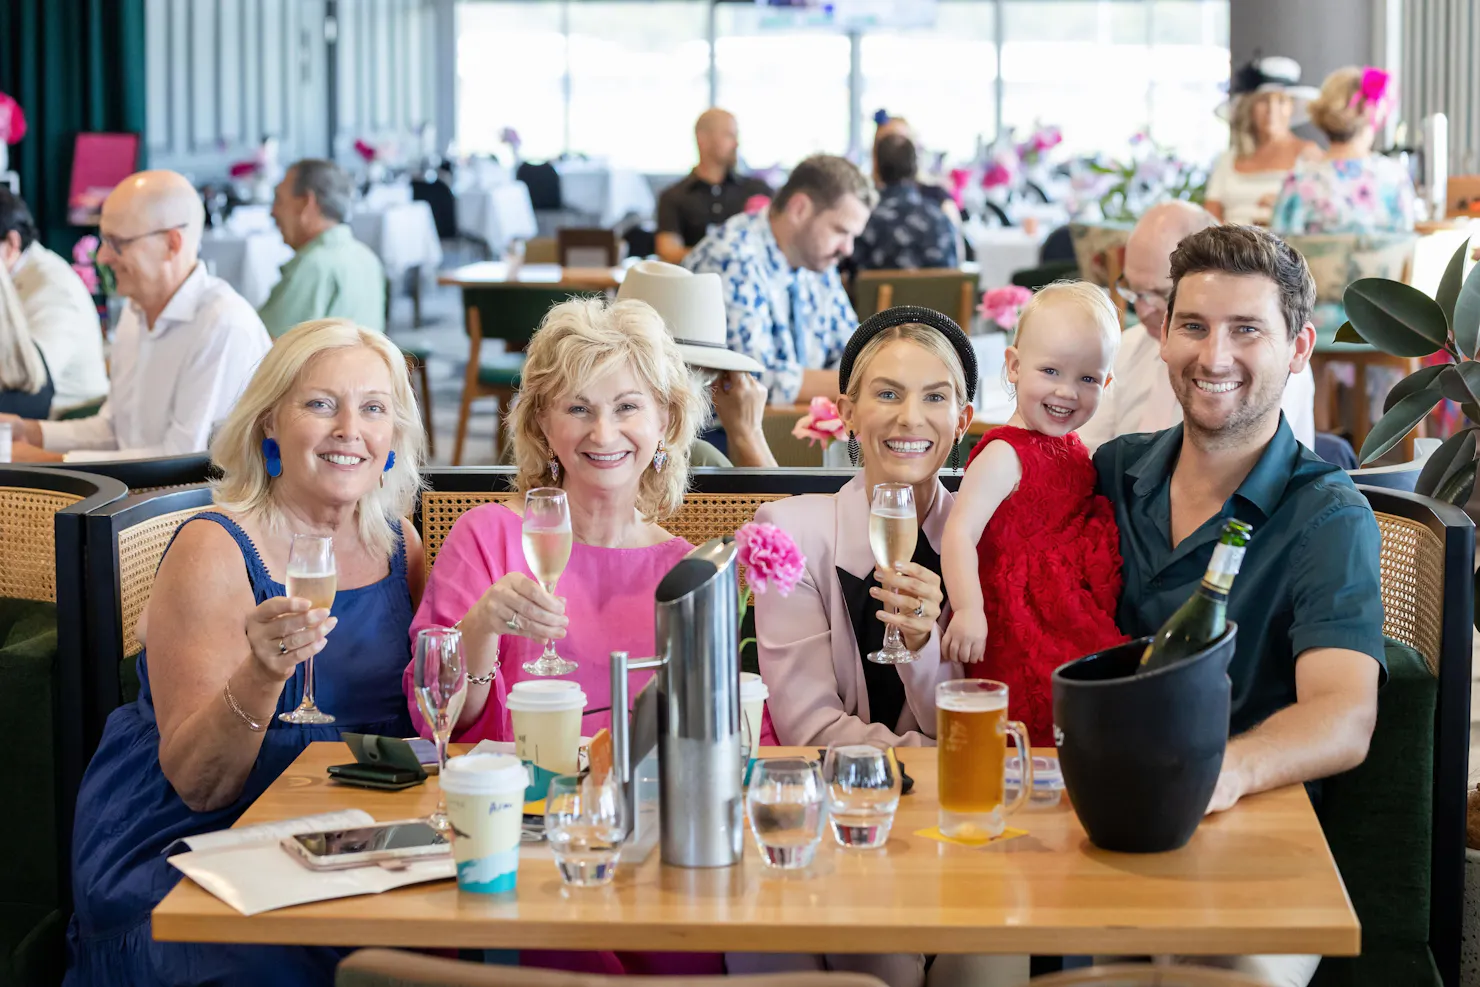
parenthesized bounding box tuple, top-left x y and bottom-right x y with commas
(506, 679, 586, 800)
(740, 672, 769, 749)
(441, 753, 528, 894)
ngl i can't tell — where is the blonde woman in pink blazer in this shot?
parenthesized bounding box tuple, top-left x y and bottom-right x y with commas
(754, 306, 977, 749)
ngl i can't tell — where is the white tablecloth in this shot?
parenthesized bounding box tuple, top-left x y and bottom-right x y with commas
(555, 161, 655, 227)
(963, 225, 1048, 290)
(350, 200, 443, 280)
(199, 228, 294, 308)
(456, 181, 538, 256)
(362, 183, 413, 211)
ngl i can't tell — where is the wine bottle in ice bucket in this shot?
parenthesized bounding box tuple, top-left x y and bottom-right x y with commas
(1139, 519, 1252, 671)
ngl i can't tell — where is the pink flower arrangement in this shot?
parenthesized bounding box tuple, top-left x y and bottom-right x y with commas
(735, 522, 805, 597)
(1017, 125, 1063, 165)
(982, 160, 1013, 189)
(228, 159, 260, 178)
(353, 139, 378, 163)
(979, 285, 1033, 331)
(743, 194, 772, 216)
(0, 92, 25, 145)
(791, 396, 845, 447)
(71, 236, 101, 295)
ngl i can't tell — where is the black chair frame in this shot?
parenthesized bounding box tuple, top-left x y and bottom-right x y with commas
(1357, 485, 1474, 987)
(0, 466, 128, 916)
(54, 453, 217, 491)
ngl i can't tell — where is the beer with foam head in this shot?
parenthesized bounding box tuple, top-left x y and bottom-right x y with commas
(936, 680, 1032, 839)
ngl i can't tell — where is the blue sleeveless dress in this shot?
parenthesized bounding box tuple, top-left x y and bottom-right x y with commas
(65, 513, 415, 987)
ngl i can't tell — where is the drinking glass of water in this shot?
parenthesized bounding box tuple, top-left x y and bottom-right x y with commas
(415, 626, 468, 831)
(822, 742, 901, 850)
(279, 534, 337, 724)
(521, 487, 576, 676)
(544, 773, 625, 887)
(867, 482, 918, 664)
(745, 757, 825, 869)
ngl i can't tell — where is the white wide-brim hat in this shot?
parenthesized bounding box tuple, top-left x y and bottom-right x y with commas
(1215, 55, 1320, 125)
(617, 260, 764, 374)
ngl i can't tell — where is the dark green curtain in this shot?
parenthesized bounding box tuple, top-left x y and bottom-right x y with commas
(0, 0, 146, 255)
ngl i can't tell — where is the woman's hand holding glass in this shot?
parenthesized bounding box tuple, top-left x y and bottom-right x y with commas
(244, 597, 337, 682)
(467, 572, 568, 647)
(870, 562, 943, 653)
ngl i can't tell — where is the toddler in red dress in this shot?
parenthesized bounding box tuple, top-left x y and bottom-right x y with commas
(942, 281, 1129, 746)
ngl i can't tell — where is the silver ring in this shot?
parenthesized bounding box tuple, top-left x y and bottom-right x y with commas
(913, 605, 924, 618)
(278, 639, 288, 655)
(506, 613, 521, 632)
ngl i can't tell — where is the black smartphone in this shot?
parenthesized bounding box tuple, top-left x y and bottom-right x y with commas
(327, 762, 425, 791)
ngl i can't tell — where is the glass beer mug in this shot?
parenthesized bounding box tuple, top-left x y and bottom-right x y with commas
(936, 680, 1033, 839)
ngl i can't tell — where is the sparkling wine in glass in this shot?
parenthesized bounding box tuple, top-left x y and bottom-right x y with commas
(415, 626, 468, 832)
(280, 534, 337, 724)
(521, 487, 576, 676)
(867, 483, 918, 665)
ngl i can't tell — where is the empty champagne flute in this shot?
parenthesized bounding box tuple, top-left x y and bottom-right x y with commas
(415, 626, 468, 832)
(544, 773, 626, 887)
(746, 757, 826, 869)
(279, 534, 337, 724)
(521, 487, 576, 676)
(867, 482, 918, 664)
(822, 742, 902, 849)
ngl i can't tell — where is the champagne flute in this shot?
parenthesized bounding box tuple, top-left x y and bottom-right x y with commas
(415, 626, 468, 831)
(521, 487, 576, 676)
(867, 483, 918, 665)
(279, 534, 337, 724)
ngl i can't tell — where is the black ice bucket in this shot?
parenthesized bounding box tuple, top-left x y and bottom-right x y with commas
(1051, 624, 1237, 853)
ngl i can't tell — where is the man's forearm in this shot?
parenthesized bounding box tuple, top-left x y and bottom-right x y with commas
(1225, 691, 1376, 799)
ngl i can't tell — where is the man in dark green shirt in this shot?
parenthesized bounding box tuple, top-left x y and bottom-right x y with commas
(260, 159, 387, 338)
(1093, 224, 1385, 825)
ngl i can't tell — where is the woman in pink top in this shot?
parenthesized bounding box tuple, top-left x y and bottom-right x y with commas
(406, 296, 706, 745)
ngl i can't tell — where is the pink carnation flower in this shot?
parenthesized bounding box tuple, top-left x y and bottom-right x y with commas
(0, 92, 26, 145)
(791, 395, 846, 447)
(982, 161, 1013, 189)
(735, 522, 805, 596)
(979, 285, 1033, 330)
(353, 139, 378, 163)
(228, 160, 259, 178)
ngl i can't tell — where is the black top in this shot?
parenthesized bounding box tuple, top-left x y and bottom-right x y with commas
(657, 170, 774, 247)
(836, 534, 945, 734)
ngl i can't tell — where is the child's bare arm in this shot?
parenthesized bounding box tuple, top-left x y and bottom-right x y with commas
(941, 441, 1021, 664)
(941, 440, 1021, 614)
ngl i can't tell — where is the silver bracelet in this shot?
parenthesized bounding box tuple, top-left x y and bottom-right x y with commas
(467, 625, 498, 685)
(223, 681, 269, 732)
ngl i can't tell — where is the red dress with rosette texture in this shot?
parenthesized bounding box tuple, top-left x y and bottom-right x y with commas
(964, 425, 1128, 745)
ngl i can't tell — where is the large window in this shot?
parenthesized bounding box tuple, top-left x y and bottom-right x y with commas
(455, 0, 1229, 173)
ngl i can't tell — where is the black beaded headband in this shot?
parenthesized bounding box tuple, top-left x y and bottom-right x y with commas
(838, 305, 978, 404)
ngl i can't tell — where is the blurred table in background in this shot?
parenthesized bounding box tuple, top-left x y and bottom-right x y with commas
(965, 225, 1049, 290)
(456, 182, 538, 257)
(199, 227, 293, 308)
(555, 160, 656, 227)
(438, 261, 626, 292)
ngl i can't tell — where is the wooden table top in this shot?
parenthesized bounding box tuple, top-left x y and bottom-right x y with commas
(152, 743, 1358, 956)
(437, 262, 624, 291)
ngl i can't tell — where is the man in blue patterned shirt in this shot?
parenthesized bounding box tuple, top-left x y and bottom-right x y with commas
(683, 155, 874, 405)
(854, 134, 959, 272)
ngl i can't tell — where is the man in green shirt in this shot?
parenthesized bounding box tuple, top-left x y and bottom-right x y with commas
(1093, 223, 1384, 986)
(260, 159, 387, 337)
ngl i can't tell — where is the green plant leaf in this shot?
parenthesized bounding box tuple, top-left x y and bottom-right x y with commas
(1384, 364, 1447, 412)
(1344, 278, 1450, 357)
(1333, 321, 1365, 344)
(1465, 403, 1480, 425)
(1436, 239, 1471, 333)
(1359, 384, 1444, 464)
(1435, 460, 1478, 505)
(1454, 262, 1480, 363)
(1439, 363, 1480, 404)
(1416, 427, 1476, 498)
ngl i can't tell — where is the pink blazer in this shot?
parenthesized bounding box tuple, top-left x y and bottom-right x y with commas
(753, 473, 959, 747)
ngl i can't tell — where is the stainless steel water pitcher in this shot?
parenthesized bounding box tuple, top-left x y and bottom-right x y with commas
(651, 537, 744, 867)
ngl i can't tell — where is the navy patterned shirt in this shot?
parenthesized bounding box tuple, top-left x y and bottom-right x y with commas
(683, 212, 857, 405)
(853, 182, 959, 271)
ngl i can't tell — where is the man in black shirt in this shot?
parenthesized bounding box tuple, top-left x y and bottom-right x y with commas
(656, 108, 772, 264)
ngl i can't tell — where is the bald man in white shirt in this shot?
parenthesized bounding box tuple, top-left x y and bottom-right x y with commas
(2, 170, 271, 462)
(1076, 201, 1316, 453)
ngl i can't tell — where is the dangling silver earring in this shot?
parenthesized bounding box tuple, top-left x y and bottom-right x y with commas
(847, 431, 861, 467)
(652, 441, 669, 473)
(548, 457, 560, 481)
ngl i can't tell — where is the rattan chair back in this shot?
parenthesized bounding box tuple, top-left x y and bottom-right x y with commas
(0, 486, 83, 602)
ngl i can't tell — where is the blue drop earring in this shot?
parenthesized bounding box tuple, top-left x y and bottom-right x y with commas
(384, 450, 396, 473)
(262, 438, 282, 478)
